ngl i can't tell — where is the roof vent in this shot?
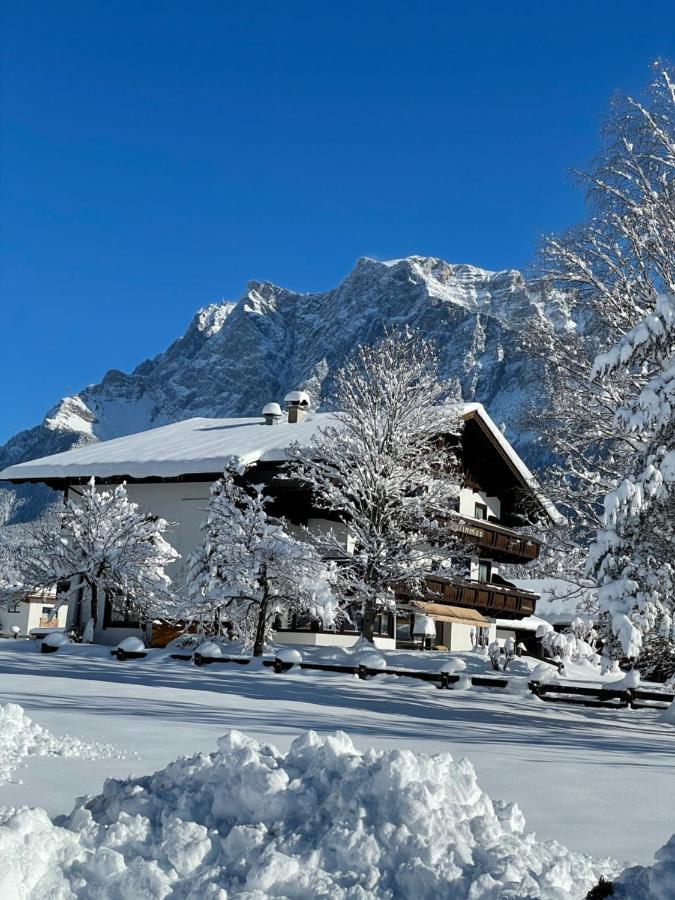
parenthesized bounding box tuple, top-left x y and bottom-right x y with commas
(262, 402, 283, 425)
(283, 390, 310, 424)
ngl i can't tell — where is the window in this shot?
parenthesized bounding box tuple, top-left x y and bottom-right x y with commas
(478, 560, 492, 583)
(103, 592, 140, 628)
(474, 503, 487, 520)
(7, 601, 21, 614)
(41, 607, 53, 616)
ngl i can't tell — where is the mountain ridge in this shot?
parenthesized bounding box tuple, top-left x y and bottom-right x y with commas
(0, 255, 569, 524)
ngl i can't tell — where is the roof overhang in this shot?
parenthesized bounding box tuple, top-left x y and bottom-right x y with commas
(408, 600, 490, 627)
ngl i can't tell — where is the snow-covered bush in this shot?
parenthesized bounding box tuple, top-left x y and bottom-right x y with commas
(0, 729, 618, 898)
(186, 468, 338, 656)
(503, 636, 516, 670)
(488, 640, 501, 671)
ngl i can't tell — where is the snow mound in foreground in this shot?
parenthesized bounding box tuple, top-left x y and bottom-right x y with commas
(0, 703, 119, 786)
(611, 833, 675, 899)
(0, 729, 618, 899)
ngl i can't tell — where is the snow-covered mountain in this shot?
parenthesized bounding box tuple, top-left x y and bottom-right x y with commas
(0, 256, 571, 524)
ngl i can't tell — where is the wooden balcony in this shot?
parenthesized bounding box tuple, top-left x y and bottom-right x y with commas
(440, 514, 541, 563)
(422, 576, 539, 618)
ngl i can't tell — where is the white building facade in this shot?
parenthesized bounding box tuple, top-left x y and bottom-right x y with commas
(0, 402, 555, 650)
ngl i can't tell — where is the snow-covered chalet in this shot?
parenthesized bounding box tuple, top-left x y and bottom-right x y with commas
(0, 396, 557, 650)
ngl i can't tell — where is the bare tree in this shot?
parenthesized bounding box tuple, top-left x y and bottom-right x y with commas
(289, 329, 466, 643)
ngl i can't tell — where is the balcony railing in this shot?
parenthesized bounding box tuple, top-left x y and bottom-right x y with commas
(440, 514, 541, 562)
(422, 576, 538, 618)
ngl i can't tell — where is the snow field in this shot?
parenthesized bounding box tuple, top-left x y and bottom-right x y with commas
(0, 727, 619, 899)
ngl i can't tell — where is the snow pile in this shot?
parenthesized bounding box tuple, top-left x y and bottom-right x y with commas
(0, 703, 119, 786)
(663, 699, 675, 725)
(0, 729, 618, 899)
(611, 833, 675, 899)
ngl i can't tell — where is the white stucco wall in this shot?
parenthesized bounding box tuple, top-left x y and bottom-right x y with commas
(437, 620, 496, 651)
(459, 488, 501, 520)
(276, 632, 396, 650)
(0, 599, 67, 638)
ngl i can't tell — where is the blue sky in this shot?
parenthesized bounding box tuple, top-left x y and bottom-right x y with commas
(1, 0, 673, 443)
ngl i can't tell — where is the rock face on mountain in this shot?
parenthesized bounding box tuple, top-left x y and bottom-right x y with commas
(0, 256, 570, 524)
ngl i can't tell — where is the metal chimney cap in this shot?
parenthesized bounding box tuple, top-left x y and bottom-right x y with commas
(261, 402, 283, 416)
(283, 390, 311, 407)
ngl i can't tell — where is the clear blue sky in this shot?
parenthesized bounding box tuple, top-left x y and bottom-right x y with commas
(1, 1, 672, 443)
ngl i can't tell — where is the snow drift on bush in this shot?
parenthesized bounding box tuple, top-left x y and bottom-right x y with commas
(0, 729, 618, 899)
(0, 703, 119, 786)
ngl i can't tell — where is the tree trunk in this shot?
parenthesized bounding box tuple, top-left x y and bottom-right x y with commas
(253, 592, 269, 657)
(253, 564, 270, 657)
(90, 581, 98, 626)
(361, 599, 376, 644)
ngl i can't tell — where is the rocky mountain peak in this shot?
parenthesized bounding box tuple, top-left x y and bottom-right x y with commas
(0, 254, 567, 525)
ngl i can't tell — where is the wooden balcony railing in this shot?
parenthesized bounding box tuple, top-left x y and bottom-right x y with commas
(423, 576, 538, 618)
(440, 514, 541, 563)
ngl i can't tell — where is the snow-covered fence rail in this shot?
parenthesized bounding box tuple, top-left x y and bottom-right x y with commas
(168, 650, 512, 690)
(268, 657, 513, 690)
(529, 680, 674, 710)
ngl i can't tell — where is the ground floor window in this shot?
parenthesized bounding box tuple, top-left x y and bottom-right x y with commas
(281, 608, 395, 638)
(103, 592, 140, 629)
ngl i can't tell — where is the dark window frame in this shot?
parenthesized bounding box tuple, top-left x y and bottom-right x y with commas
(103, 591, 141, 629)
(478, 560, 492, 583)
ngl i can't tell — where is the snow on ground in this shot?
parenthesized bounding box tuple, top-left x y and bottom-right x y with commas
(0, 728, 618, 900)
(0, 639, 672, 871)
(0, 701, 120, 786)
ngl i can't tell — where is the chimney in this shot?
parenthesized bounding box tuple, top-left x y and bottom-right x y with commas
(283, 390, 310, 424)
(261, 402, 283, 425)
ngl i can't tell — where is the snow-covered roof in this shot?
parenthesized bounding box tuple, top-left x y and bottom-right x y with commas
(0, 415, 338, 482)
(495, 615, 551, 633)
(0, 404, 558, 520)
(462, 403, 562, 523)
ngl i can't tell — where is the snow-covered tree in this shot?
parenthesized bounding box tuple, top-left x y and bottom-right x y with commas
(1, 479, 179, 631)
(636, 616, 675, 681)
(587, 293, 675, 664)
(0, 532, 19, 592)
(186, 469, 338, 656)
(522, 63, 675, 607)
(289, 329, 466, 643)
